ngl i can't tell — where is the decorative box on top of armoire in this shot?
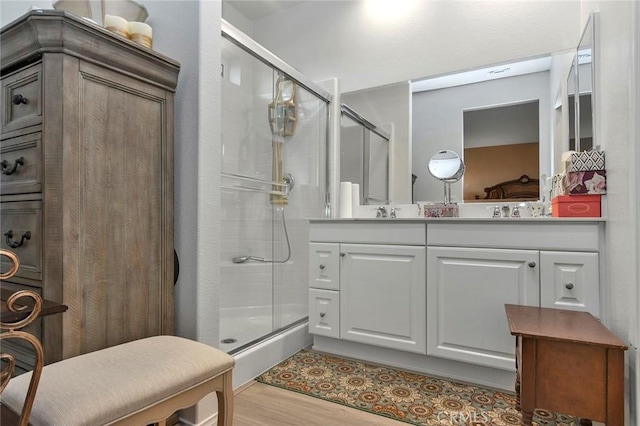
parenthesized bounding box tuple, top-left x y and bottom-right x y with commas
(1, 10, 180, 373)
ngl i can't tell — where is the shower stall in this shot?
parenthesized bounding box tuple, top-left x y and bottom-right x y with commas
(219, 21, 331, 365)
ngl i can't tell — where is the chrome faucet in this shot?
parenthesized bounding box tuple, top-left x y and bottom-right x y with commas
(390, 207, 399, 218)
(376, 206, 388, 218)
(492, 206, 501, 218)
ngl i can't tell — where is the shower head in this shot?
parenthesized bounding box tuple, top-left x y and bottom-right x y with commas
(232, 256, 269, 264)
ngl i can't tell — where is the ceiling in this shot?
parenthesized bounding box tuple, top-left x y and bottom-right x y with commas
(224, 1, 307, 20)
(222, 1, 555, 92)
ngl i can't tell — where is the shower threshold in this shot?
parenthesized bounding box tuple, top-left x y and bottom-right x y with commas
(225, 316, 308, 356)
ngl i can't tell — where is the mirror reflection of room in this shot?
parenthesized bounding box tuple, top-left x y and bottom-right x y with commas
(463, 101, 540, 201)
(412, 61, 550, 204)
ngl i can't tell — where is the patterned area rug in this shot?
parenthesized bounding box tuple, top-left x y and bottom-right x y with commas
(256, 349, 580, 425)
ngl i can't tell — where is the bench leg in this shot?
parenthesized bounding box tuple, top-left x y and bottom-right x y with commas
(216, 370, 234, 426)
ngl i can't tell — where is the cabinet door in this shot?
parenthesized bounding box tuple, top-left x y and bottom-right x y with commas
(308, 288, 340, 338)
(427, 247, 539, 370)
(540, 251, 599, 317)
(309, 242, 340, 290)
(340, 244, 426, 354)
(60, 60, 173, 356)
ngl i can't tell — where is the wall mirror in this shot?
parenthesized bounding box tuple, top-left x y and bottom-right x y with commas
(575, 13, 596, 152)
(340, 104, 390, 205)
(412, 54, 555, 203)
(567, 54, 578, 152)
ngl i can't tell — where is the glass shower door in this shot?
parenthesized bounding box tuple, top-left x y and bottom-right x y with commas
(220, 34, 328, 353)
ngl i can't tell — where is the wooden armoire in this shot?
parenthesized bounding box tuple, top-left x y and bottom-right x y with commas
(1, 10, 180, 373)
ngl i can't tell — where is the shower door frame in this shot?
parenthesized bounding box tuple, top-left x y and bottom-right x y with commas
(220, 20, 333, 354)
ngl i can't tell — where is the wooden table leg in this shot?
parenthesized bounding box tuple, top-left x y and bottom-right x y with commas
(519, 338, 536, 426)
(607, 348, 625, 425)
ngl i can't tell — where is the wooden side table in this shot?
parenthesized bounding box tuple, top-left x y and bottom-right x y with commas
(504, 304, 627, 426)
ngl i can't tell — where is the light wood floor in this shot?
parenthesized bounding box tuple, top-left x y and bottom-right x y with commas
(232, 381, 405, 426)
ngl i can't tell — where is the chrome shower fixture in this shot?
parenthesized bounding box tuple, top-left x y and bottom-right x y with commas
(232, 256, 269, 264)
(283, 173, 295, 195)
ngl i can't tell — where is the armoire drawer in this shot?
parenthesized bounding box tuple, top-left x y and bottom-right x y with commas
(1, 132, 42, 195)
(0, 199, 42, 281)
(1, 63, 42, 135)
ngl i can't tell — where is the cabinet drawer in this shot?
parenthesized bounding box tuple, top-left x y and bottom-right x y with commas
(1, 200, 42, 281)
(2, 63, 42, 135)
(0, 281, 43, 374)
(309, 242, 340, 290)
(1, 132, 42, 195)
(540, 251, 600, 317)
(309, 288, 340, 338)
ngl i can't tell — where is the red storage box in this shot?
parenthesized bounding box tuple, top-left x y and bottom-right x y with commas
(551, 195, 601, 217)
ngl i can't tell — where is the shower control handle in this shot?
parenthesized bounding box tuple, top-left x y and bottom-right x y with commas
(319, 264, 325, 270)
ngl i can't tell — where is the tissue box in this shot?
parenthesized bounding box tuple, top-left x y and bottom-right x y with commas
(564, 150, 605, 172)
(562, 170, 607, 194)
(551, 195, 601, 217)
(423, 203, 459, 218)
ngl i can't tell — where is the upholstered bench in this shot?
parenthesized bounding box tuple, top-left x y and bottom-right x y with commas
(2, 335, 235, 425)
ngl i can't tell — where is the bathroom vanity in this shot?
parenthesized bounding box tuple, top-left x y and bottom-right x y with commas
(307, 218, 605, 390)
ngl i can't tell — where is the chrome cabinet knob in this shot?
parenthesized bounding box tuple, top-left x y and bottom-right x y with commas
(528, 262, 536, 268)
(565, 283, 574, 290)
(340, 252, 345, 257)
(319, 312, 325, 318)
(319, 264, 325, 270)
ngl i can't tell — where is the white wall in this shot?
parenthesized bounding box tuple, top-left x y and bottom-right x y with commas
(412, 72, 550, 203)
(578, 2, 639, 424)
(249, 1, 581, 93)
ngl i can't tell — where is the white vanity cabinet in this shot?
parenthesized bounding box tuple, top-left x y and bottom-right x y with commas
(426, 221, 603, 371)
(308, 222, 426, 354)
(426, 247, 539, 370)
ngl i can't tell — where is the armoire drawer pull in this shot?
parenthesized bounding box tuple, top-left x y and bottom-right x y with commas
(12, 94, 28, 105)
(4, 230, 31, 248)
(1, 157, 25, 175)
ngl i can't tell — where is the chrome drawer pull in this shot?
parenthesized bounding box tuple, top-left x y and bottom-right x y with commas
(12, 94, 28, 105)
(1, 157, 25, 175)
(4, 230, 31, 249)
(319, 264, 325, 270)
(319, 312, 325, 318)
(528, 262, 536, 268)
(565, 283, 574, 290)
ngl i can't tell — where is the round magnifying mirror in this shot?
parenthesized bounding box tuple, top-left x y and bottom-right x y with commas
(427, 150, 465, 204)
(428, 150, 465, 182)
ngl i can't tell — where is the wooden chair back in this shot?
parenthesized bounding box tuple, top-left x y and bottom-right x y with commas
(1, 249, 44, 426)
